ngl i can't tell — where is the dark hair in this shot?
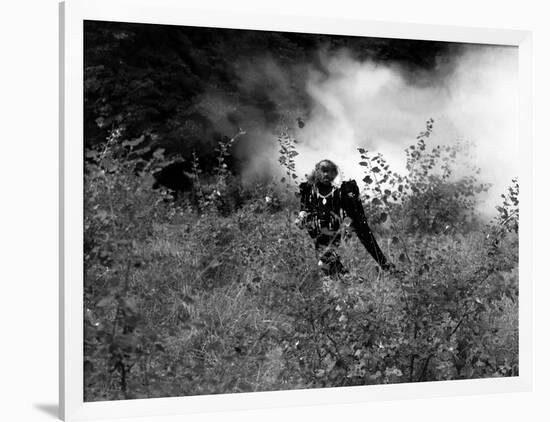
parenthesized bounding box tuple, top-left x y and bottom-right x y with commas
(307, 159, 339, 184)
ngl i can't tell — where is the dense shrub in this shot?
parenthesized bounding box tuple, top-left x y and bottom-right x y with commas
(84, 123, 518, 401)
(359, 119, 490, 233)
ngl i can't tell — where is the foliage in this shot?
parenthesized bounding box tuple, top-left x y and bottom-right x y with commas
(84, 21, 456, 168)
(358, 119, 491, 233)
(209, 130, 246, 215)
(277, 125, 301, 231)
(84, 124, 518, 401)
(277, 127, 300, 189)
(495, 177, 519, 233)
(84, 128, 182, 399)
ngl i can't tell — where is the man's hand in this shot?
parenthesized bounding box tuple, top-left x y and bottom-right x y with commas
(295, 211, 308, 229)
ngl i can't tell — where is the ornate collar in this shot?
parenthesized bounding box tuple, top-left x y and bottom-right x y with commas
(315, 186, 335, 205)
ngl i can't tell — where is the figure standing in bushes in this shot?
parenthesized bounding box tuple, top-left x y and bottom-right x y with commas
(297, 159, 392, 276)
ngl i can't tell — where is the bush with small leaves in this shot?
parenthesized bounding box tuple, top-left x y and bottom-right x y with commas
(84, 120, 518, 401)
(358, 119, 490, 234)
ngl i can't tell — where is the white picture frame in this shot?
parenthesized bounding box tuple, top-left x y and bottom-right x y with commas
(60, 0, 533, 420)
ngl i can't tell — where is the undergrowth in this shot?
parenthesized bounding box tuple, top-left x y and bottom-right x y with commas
(84, 121, 519, 401)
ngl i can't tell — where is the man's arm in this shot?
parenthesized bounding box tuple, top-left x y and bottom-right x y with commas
(296, 182, 311, 227)
(298, 182, 313, 212)
(296, 182, 319, 238)
(341, 180, 392, 270)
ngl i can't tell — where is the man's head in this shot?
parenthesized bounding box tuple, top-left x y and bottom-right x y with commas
(313, 159, 338, 186)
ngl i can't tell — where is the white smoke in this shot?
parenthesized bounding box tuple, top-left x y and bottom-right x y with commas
(293, 45, 519, 216)
(210, 43, 518, 217)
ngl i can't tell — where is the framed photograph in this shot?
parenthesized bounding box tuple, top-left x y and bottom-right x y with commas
(60, 0, 533, 420)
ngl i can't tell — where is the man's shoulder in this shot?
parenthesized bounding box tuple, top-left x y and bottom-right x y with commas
(340, 179, 360, 196)
(299, 181, 313, 193)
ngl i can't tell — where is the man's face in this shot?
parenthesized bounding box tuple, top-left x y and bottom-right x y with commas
(317, 162, 337, 185)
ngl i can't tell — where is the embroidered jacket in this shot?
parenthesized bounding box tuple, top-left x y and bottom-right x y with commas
(298, 180, 390, 270)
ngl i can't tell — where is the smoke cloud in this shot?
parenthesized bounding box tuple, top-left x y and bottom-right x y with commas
(202, 42, 519, 217)
(294, 45, 519, 215)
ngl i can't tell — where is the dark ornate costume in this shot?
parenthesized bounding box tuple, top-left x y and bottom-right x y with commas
(298, 180, 390, 275)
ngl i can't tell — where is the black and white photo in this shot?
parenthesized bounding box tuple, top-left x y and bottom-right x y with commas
(82, 19, 521, 402)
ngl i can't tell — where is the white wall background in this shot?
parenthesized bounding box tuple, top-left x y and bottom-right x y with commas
(0, 0, 547, 421)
